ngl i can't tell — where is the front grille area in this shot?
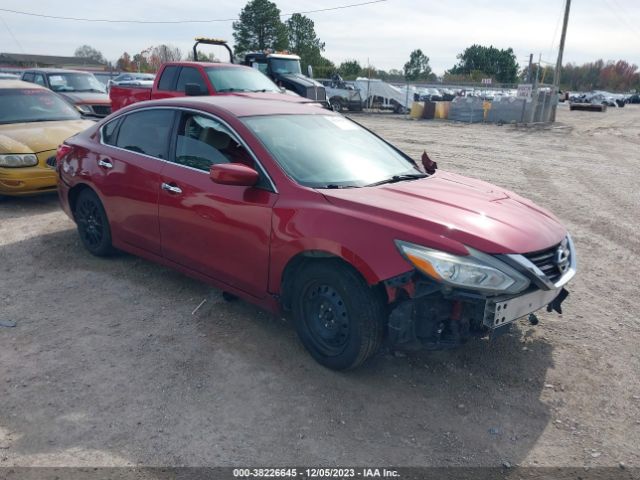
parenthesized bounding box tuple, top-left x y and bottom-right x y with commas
(92, 105, 112, 116)
(524, 244, 563, 283)
(306, 86, 327, 101)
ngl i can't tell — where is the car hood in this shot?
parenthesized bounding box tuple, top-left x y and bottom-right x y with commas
(58, 91, 110, 105)
(319, 171, 566, 254)
(0, 119, 95, 154)
(276, 73, 323, 88)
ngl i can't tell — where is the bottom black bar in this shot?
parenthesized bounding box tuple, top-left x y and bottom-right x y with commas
(0, 467, 637, 480)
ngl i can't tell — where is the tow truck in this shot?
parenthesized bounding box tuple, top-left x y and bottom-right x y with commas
(241, 51, 329, 107)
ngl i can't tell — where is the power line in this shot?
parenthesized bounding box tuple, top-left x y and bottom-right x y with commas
(0, 15, 24, 53)
(600, 0, 640, 41)
(0, 1, 387, 24)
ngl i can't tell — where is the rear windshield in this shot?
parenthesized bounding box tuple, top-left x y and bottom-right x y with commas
(0, 89, 80, 124)
(205, 67, 279, 93)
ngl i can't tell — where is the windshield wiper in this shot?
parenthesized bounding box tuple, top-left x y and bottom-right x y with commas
(217, 88, 250, 92)
(323, 184, 358, 189)
(365, 173, 428, 187)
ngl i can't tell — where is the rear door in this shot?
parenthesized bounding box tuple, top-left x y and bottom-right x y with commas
(158, 110, 276, 297)
(95, 108, 176, 255)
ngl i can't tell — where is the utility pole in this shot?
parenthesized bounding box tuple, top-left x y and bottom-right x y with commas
(526, 53, 533, 83)
(551, 0, 571, 120)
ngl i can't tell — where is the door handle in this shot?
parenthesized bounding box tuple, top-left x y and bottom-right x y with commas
(98, 158, 113, 169)
(161, 182, 182, 194)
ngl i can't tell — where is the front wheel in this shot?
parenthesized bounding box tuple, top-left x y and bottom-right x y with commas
(291, 261, 386, 370)
(74, 189, 114, 256)
(330, 98, 343, 112)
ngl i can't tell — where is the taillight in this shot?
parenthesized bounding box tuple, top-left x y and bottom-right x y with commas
(55, 143, 74, 171)
(56, 143, 73, 162)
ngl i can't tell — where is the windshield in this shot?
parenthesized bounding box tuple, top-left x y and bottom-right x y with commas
(47, 72, 106, 93)
(269, 58, 301, 75)
(205, 67, 279, 93)
(243, 115, 422, 188)
(0, 89, 81, 124)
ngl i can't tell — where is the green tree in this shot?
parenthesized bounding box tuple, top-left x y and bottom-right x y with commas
(286, 13, 325, 74)
(448, 44, 519, 84)
(232, 0, 288, 55)
(338, 60, 362, 80)
(403, 49, 435, 81)
(310, 56, 335, 79)
(74, 45, 106, 64)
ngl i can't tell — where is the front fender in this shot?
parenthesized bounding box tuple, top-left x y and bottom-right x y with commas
(268, 202, 416, 295)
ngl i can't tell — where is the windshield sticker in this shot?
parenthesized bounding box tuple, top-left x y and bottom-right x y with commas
(324, 116, 358, 130)
(49, 76, 64, 82)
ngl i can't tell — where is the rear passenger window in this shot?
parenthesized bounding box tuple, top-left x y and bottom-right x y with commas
(115, 110, 174, 159)
(157, 66, 179, 91)
(22, 73, 34, 83)
(101, 118, 121, 145)
(34, 74, 46, 86)
(176, 67, 206, 93)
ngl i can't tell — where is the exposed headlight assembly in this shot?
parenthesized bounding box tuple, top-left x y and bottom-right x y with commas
(0, 154, 38, 168)
(395, 240, 530, 294)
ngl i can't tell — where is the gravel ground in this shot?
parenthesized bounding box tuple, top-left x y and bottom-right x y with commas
(0, 105, 639, 468)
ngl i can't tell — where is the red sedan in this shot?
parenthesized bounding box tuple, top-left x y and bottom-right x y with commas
(56, 96, 576, 370)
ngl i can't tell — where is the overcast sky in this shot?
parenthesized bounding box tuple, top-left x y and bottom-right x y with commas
(0, 0, 639, 74)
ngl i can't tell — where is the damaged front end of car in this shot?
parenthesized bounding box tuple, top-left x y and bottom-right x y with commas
(383, 236, 577, 351)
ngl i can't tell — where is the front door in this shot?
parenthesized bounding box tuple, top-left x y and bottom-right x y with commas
(158, 111, 276, 297)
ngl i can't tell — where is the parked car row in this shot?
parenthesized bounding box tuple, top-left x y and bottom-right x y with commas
(567, 90, 637, 107)
(1, 75, 576, 370)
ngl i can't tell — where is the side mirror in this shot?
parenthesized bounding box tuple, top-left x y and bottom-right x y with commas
(185, 83, 206, 96)
(210, 163, 259, 187)
(421, 150, 438, 174)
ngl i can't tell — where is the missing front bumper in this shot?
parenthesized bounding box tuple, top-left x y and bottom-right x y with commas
(483, 287, 568, 329)
(387, 286, 570, 351)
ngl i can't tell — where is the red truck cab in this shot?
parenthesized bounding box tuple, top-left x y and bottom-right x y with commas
(109, 62, 309, 112)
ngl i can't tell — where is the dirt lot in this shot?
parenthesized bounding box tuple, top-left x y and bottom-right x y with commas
(1, 105, 639, 468)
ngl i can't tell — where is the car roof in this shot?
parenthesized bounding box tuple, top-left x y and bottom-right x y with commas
(125, 95, 336, 118)
(162, 61, 249, 69)
(0, 79, 48, 90)
(22, 68, 95, 74)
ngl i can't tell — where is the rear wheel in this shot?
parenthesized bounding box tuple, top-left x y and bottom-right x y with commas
(291, 261, 386, 370)
(74, 189, 113, 256)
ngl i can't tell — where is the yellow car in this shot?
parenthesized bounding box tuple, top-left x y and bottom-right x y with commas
(0, 80, 94, 196)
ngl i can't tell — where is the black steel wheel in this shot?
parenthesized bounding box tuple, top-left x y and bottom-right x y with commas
(292, 261, 386, 370)
(75, 189, 113, 256)
(302, 283, 351, 356)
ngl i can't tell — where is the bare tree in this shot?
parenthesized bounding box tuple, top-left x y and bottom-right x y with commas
(148, 45, 182, 71)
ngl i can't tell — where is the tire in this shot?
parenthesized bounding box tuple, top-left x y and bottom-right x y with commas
(291, 261, 386, 370)
(74, 189, 114, 256)
(330, 98, 343, 112)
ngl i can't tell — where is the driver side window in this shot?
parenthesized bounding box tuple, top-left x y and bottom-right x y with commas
(173, 113, 254, 172)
